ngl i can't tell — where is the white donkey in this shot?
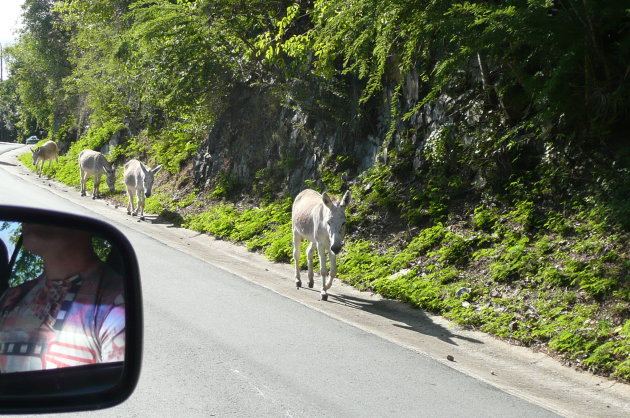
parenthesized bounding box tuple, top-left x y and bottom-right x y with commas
(292, 188, 351, 301)
(78, 149, 116, 199)
(31, 141, 58, 177)
(123, 159, 162, 221)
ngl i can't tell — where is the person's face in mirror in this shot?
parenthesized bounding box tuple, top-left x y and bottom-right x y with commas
(21, 223, 101, 281)
(0, 223, 126, 374)
(22, 223, 93, 256)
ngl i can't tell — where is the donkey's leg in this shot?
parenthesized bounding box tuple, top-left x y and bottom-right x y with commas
(80, 170, 87, 196)
(138, 191, 145, 220)
(92, 176, 100, 199)
(306, 241, 315, 288)
(325, 251, 336, 290)
(292, 233, 302, 288)
(316, 242, 329, 300)
(131, 189, 140, 216)
(126, 187, 135, 215)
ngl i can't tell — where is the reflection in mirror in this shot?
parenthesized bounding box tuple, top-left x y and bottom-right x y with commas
(1, 222, 43, 291)
(0, 221, 125, 374)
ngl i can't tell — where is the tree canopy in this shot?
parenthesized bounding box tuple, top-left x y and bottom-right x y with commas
(0, 0, 625, 171)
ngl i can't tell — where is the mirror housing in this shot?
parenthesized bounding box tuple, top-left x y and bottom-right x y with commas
(0, 206, 142, 413)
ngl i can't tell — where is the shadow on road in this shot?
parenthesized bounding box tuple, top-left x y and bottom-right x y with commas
(149, 210, 184, 227)
(326, 292, 483, 347)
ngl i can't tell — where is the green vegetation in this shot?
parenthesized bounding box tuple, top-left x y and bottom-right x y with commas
(2, 0, 629, 383)
(182, 199, 293, 261)
(140, 182, 630, 381)
(18, 134, 126, 198)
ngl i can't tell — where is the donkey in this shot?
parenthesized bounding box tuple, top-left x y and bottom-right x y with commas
(78, 149, 116, 199)
(31, 141, 58, 177)
(292, 189, 351, 301)
(123, 159, 162, 221)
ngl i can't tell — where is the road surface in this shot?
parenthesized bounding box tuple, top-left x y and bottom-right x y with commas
(1, 142, 629, 417)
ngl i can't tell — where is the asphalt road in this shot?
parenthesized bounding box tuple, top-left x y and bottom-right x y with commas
(1, 142, 629, 417)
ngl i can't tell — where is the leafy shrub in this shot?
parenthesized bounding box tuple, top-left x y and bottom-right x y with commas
(401, 183, 448, 225)
(429, 233, 473, 266)
(543, 211, 573, 236)
(507, 200, 539, 232)
(210, 173, 239, 200)
(320, 166, 344, 195)
(536, 266, 571, 287)
(85, 121, 125, 150)
(183, 205, 239, 239)
(151, 128, 201, 174)
(388, 223, 448, 269)
(144, 191, 175, 215)
(261, 223, 293, 262)
(488, 237, 533, 282)
(472, 206, 499, 231)
(358, 164, 399, 211)
(337, 240, 392, 290)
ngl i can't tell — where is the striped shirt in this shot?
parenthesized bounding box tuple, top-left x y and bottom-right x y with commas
(0, 263, 125, 373)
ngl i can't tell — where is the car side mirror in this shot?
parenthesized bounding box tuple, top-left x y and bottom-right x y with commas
(0, 206, 142, 413)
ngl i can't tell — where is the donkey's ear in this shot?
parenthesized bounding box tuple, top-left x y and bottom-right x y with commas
(341, 190, 351, 207)
(322, 192, 334, 209)
(153, 164, 163, 174)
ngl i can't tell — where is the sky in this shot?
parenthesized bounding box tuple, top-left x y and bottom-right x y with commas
(0, 222, 21, 260)
(0, 1, 24, 46)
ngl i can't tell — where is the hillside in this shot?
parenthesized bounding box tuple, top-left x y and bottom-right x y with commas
(5, 0, 630, 382)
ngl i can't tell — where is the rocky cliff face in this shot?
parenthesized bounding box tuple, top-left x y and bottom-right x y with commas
(193, 70, 461, 197)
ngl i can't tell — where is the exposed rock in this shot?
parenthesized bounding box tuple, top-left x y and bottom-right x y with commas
(456, 287, 472, 297)
(192, 67, 472, 196)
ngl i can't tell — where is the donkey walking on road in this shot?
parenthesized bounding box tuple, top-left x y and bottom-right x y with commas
(78, 149, 116, 199)
(292, 189, 351, 301)
(31, 141, 58, 177)
(123, 159, 162, 221)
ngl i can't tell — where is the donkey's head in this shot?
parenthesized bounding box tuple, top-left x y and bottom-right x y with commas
(104, 164, 117, 193)
(140, 163, 162, 198)
(322, 190, 351, 254)
(31, 147, 41, 165)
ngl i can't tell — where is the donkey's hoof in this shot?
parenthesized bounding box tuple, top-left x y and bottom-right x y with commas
(308, 281, 314, 288)
(296, 280, 302, 289)
(140, 216, 145, 221)
(321, 293, 328, 301)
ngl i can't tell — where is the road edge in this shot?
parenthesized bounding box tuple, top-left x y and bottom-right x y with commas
(2, 144, 629, 417)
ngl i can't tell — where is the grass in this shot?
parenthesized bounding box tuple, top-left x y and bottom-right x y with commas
(178, 195, 630, 382)
(17, 145, 630, 383)
(18, 138, 127, 200)
(182, 198, 294, 262)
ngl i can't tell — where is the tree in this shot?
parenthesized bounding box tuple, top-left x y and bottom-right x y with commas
(8, 0, 73, 139)
(0, 78, 20, 142)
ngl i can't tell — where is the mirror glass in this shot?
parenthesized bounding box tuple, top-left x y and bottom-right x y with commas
(0, 221, 125, 374)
